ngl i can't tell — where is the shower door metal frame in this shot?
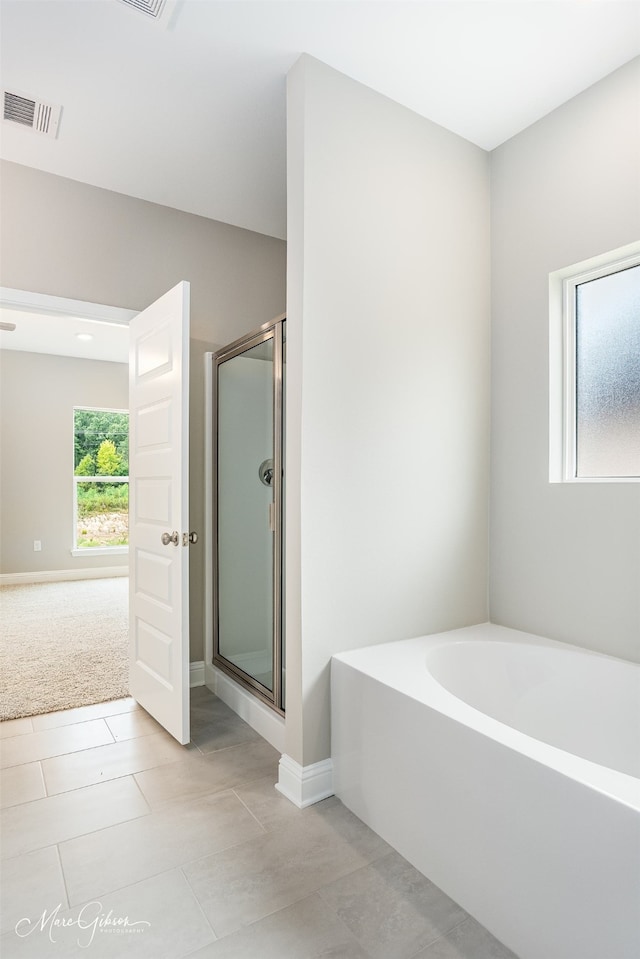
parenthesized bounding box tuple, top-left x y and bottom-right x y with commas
(211, 315, 285, 714)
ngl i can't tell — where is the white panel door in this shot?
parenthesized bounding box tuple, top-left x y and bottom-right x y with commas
(128, 281, 190, 744)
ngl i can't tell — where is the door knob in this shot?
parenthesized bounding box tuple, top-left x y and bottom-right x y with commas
(161, 530, 180, 546)
(183, 532, 199, 546)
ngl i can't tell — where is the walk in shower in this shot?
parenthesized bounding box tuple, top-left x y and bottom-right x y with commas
(209, 315, 285, 713)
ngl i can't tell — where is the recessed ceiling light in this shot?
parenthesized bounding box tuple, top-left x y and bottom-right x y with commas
(76, 333, 94, 342)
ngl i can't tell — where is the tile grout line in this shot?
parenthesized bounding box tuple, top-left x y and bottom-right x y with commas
(131, 764, 281, 814)
(225, 770, 282, 796)
(182, 816, 399, 947)
(0, 717, 118, 771)
(58, 789, 280, 906)
(55, 842, 72, 912)
(0, 718, 34, 738)
(2, 770, 152, 813)
(315, 852, 397, 916)
(406, 915, 472, 959)
(143, 805, 276, 879)
(29, 700, 142, 733)
(129, 769, 153, 813)
(179, 865, 221, 943)
(196, 738, 276, 758)
(231, 787, 270, 833)
(42, 755, 178, 800)
(65, 864, 195, 913)
(64, 818, 279, 917)
(310, 888, 380, 958)
(38, 759, 48, 798)
(65, 865, 220, 922)
(2, 777, 153, 865)
(104, 716, 117, 745)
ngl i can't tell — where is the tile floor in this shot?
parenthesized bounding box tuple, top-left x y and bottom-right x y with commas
(0, 687, 518, 958)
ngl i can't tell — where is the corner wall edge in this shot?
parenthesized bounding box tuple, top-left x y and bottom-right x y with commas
(275, 753, 334, 808)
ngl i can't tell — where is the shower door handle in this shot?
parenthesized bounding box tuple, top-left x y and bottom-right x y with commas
(258, 458, 274, 487)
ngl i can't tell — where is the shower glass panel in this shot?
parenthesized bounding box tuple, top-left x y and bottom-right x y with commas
(213, 317, 284, 712)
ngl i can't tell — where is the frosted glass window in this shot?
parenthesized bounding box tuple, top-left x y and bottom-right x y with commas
(575, 264, 640, 478)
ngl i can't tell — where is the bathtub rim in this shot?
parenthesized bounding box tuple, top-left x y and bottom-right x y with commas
(332, 622, 640, 812)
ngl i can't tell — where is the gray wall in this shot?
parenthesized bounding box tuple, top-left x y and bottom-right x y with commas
(0, 160, 287, 661)
(286, 56, 491, 766)
(490, 58, 640, 663)
(0, 351, 129, 574)
(0, 161, 286, 346)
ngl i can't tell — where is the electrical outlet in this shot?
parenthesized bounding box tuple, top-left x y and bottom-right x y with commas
(33, 540, 42, 552)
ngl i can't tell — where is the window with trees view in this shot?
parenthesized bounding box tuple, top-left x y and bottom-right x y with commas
(73, 408, 129, 551)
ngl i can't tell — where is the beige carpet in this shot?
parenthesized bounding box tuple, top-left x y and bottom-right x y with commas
(0, 577, 129, 721)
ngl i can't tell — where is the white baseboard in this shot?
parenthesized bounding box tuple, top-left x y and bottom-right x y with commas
(190, 661, 205, 687)
(275, 754, 334, 808)
(205, 662, 285, 753)
(0, 567, 129, 586)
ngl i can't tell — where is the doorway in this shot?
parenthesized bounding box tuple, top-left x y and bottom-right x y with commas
(1, 283, 195, 744)
(0, 288, 134, 720)
(209, 315, 286, 714)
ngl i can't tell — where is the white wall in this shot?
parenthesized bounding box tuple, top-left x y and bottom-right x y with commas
(0, 160, 286, 661)
(286, 56, 491, 766)
(490, 58, 640, 663)
(0, 351, 129, 575)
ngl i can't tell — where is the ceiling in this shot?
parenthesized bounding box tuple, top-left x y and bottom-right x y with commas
(1, 1, 639, 241)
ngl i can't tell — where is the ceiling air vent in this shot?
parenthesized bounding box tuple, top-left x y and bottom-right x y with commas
(3, 90, 62, 138)
(117, 0, 167, 18)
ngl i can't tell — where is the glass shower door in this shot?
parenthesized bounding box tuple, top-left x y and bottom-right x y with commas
(213, 320, 283, 710)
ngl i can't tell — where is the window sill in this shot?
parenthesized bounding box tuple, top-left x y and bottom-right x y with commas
(550, 476, 639, 484)
(71, 547, 129, 558)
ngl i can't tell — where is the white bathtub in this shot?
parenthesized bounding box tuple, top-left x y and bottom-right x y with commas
(331, 624, 640, 959)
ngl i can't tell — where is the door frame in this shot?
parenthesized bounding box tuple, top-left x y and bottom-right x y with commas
(1, 286, 193, 743)
(0, 287, 136, 328)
